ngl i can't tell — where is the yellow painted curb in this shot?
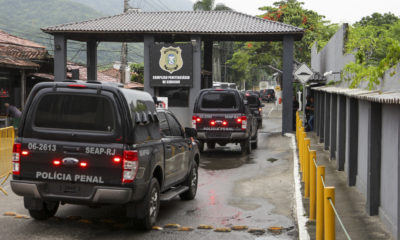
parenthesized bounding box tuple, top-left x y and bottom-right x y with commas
(67, 216, 82, 221)
(214, 227, 231, 232)
(15, 214, 30, 219)
(231, 225, 248, 231)
(197, 224, 213, 230)
(248, 228, 266, 235)
(3, 212, 16, 216)
(178, 226, 194, 231)
(268, 226, 283, 234)
(78, 219, 93, 224)
(164, 223, 181, 228)
(152, 226, 163, 231)
(99, 219, 115, 224)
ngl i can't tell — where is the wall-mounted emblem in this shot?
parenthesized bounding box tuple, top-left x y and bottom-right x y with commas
(159, 46, 183, 74)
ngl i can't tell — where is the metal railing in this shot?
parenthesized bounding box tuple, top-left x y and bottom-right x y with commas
(296, 112, 351, 240)
(0, 127, 14, 195)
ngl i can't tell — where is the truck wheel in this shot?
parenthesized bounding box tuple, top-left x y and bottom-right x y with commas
(28, 201, 59, 220)
(240, 137, 252, 154)
(198, 140, 204, 153)
(180, 161, 198, 200)
(135, 178, 160, 230)
(207, 142, 216, 150)
(251, 131, 258, 149)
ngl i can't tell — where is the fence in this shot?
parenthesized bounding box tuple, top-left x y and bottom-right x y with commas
(0, 127, 14, 195)
(296, 112, 351, 240)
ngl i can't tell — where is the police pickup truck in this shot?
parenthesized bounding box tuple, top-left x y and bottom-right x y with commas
(10, 81, 199, 230)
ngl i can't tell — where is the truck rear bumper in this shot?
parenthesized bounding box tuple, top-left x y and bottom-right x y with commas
(197, 132, 248, 141)
(11, 180, 133, 204)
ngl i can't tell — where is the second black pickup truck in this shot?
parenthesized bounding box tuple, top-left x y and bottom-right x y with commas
(10, 81, 200, 230)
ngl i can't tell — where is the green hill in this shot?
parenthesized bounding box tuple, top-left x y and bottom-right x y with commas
(0, 0, 144, 65)
(72, 0, 194, 15)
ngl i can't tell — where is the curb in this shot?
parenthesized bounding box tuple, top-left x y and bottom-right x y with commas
(286, 133, 310, 240)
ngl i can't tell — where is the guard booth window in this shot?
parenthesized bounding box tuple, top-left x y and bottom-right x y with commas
(158, 87, 189, 107)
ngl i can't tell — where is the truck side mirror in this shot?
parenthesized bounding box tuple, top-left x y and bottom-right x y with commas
(185, 127, 197, 138)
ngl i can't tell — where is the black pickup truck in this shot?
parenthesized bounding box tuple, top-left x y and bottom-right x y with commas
(10, 81, 199, 230)
(192, 88, 258, 153)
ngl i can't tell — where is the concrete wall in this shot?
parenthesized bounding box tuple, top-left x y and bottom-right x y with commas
(356, 100, 370, 196)
(311, 24, 354, 82)
(380, 104, 400, 238)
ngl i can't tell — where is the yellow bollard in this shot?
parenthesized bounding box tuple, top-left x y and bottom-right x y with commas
(324, 187, 335, 240)
(304, 138, 310, 198)
(299, 128, 304, 175)
(316, 166, 325, 240)
(301, 131, 306, 181)
(309, 150, 317, 220)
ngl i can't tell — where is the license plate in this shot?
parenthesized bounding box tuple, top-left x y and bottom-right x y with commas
(63, 185, 79, 194)
(206, 132, 231, 138)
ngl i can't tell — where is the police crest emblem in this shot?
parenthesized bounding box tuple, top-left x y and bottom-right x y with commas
(159, 46, 183, 74)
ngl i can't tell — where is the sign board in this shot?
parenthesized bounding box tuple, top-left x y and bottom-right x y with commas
(294, 63, 313, 84)
(150, 43, 193, 87)
(259, 81, 268, 90)
(156, 97, 168, 109)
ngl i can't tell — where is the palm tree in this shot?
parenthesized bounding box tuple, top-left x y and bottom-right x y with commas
(193, 0, 232, 11)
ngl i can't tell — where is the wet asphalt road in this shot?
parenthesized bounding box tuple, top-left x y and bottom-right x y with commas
(0, 103, 297, 240)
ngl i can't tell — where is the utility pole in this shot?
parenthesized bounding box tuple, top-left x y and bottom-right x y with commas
(120, 0, 129, 84)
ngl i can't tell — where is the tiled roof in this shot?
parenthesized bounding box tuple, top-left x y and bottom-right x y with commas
(0, 30, 46, 48)
(0, 30, 49, 68)
(42, 11, 303, 36)
(0, 56, 39, 69)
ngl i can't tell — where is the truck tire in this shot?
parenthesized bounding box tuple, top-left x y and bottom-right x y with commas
(198, 140, 204, 153)
(251, 131, 258, 149)
(28, 200, 59, 220)
(134, 178, 160, 230)
(180, 161, 198, 200)
(240, 137, 252, 154)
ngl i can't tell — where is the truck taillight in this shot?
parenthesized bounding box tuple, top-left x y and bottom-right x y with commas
(192, 116, 201, 129)
(236, 116, 247, 130)
(258, 107, 262, 112)
(222, 120, 228, 126)
(210, 120, 216, 127)
(122, 150, 139, 183)
(12, 143, 21, 175)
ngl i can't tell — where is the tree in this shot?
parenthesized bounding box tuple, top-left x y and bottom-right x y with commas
(130, 63, 144, 84)
(226, 0, 338, 89)
(193, 0, 231, 11)
(343, 18, 400, 89)
(355, 12, 399, 27)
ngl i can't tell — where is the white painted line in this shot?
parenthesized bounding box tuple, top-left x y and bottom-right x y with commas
(285, 133, 310, 240)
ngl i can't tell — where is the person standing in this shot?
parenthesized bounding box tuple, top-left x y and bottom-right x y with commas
(4, 103, 22, 128)
(305, 96, 314, 131)
(293, 96, 299, 131)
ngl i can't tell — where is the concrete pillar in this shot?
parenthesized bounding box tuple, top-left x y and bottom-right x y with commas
(319, 92, 325, 142)
(336, 95, 346, 171)
(315, 91, 319, 135)
(203, 40, 212, 73)
(87, 40, 97, 81)
(324, 93, 331, 150)
(330, 94, 337, 159)
(366, 102, 382, 216)
(54, 34, 67, 82)
(346, 97, 358, 186)
(144, 35, 155, 96)
(20, 70, 26, 109)
(282, 35, 294, 134)
(190, 35, 201, 118)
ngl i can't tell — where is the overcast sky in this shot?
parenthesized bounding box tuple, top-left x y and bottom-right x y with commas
(197, 0, 400, 24)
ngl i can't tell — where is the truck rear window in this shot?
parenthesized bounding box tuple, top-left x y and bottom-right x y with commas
(34, 94, 115, 132)
(201, 92, 238, 109)
(246, 95, 258, 105)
